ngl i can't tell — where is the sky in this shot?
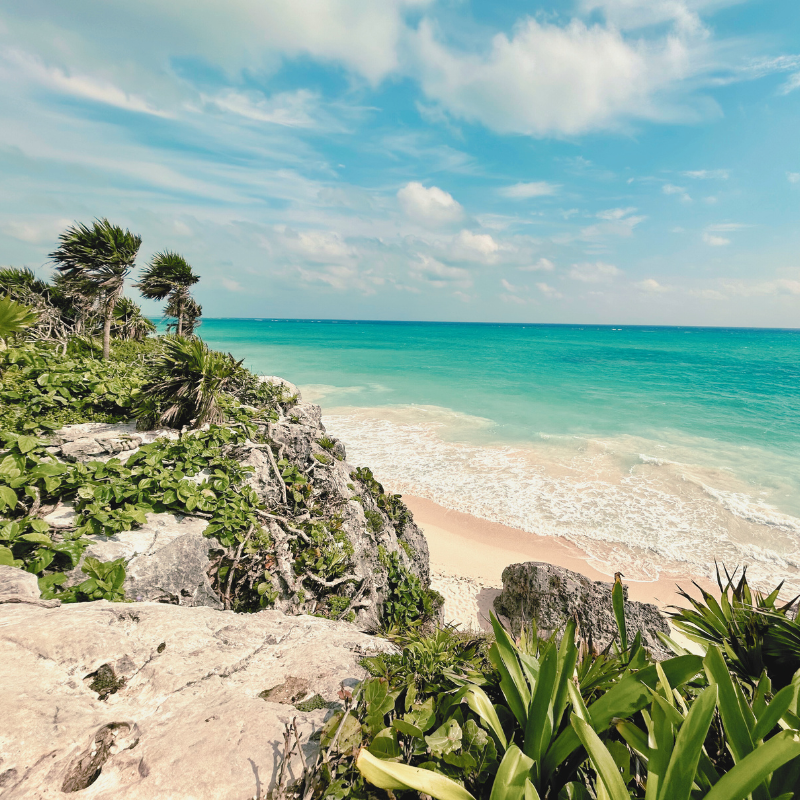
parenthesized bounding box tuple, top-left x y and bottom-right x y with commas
(1, 0, 800, 326)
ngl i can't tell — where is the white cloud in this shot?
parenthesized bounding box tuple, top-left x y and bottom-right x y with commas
(706, 222, 749, 232)
(501, 278, 518, 292)
(397, 182, 464, 228)
(2, 49, 168, 116)
(519, 258, 555, 272)
(498, 181, 559, 199)
(663, 183, 692, 202)
(577, 0, 741, 32)
(596, 206, 637, 220)
(1, 217, 73, 244)
(453, 229, 500, 261)
(569, 261, 622, 282)
(410, 254, 471, 287)
(537, 282, 563, 298)
(203, 89, 320, 127)
(681, 169, 729, 179)
(221, 277, 243, 292)
(580, 209, 645, 240)
(635, 278, 669, 293)
(722, 279, 800, 297)
(788, 173, 800, 184)
(703, 232, 729, 246)
(414, 16, 705, 137)
(779, 72, 800, 95)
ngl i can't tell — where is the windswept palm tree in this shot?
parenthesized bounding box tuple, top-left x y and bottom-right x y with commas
(136, 251, 199, 336)
(166, 294, 202, 336)
(111, 296, 157, 342)
(50, 219, 142, 359)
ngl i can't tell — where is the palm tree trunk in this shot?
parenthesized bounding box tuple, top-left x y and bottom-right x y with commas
(102, 305, 113, 360)
(177, 295, 183, 337)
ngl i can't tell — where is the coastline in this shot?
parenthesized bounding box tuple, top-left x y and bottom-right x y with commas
(403, 494, 717, 631)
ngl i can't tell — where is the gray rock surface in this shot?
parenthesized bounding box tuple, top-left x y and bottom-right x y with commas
(45, 512, 224, 609)
(494, 561, 670, 658)
(258, 375, 301, 400)
(47, 388, 432, 627)
(0, 600, 394, 799)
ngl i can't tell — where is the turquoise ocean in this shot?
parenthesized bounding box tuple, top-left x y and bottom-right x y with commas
(199, 319, 800, 592)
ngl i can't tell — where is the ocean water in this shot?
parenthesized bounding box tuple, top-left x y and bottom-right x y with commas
(199, 319, 800, 592)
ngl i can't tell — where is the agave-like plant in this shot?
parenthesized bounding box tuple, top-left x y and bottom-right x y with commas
(0, 295, 38, 347)
(670, 564, 800, 689)
(133, 335, 242, 429)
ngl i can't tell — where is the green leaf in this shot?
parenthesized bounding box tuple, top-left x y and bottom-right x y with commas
(20, 532, 53, 545)
(752, 683, 796, 743)
(425, 719, 462, 757)
(489, 745, 535, 800)
(612, 575, 628, 653)
(704, 731, 800, 800)
(356, 749, 476, 800)
(659, 684, 718, 800)
(463, 685, 508, 750)
(704, 646, 754, 763)
(16, 435, 39, 454)
(570, 715, 630, 800)
(392, 718, 424, 739)
(369, 727, 401, 760)
(0, 485, 16, 510)
(0, 545, 16, 566)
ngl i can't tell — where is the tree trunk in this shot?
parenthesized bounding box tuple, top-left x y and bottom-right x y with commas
(102, 306, 113, 360)
(177, 295, 183, 337)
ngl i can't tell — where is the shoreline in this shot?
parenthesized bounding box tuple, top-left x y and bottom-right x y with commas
(403, 494, 716, 631)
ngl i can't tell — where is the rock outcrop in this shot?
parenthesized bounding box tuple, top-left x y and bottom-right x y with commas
(494, 561, 670, 658)
(0, 599, 395, 799)
(44, 386, 431, 628)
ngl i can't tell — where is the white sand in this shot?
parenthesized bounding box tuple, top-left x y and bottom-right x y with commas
(405, 495, 716, 633)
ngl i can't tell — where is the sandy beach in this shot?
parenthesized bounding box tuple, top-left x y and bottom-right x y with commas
(404, 494, 717, 633)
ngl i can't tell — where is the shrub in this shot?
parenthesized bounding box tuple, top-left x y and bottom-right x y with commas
(133, 335, 242, 428)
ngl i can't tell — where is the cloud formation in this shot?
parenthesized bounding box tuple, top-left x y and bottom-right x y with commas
(569, 261, 622, 282)
(397, 182, 464, 227)
(499, 181, 559, 199)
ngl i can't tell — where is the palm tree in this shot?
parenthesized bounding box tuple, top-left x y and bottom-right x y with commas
(136, 251, 199, 337)
(166, 295, 202, 336)
(111, 296, 157, 342)
(50, 219, 142, 359)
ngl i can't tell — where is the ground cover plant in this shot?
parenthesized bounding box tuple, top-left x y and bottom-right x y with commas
(274, 580, 800, 800)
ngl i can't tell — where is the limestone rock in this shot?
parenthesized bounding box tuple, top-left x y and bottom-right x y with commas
(0, 601, 395, 799)
(53, 423, 177, 464)
(65, 515, 223, 609)
(494, 561, 670, 658)
(0, 565, 60, 607)
(258, 375, 301, 400)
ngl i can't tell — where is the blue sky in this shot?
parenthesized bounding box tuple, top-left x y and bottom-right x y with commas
(1, 0, 799, 326)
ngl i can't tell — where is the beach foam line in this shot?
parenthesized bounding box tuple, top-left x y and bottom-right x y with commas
(324, 406, 800, 594)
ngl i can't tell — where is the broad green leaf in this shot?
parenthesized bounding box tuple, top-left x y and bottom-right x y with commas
(490, 745, 535, 800)
(752, 684, 796, 743)
(704, 646, 754, 762)
(490, 612, 531, 728)
(570, 716, 630, 800)
(425, 719, 462, 756)
(524, 640, 557, 764)
(704, 731, 800, 800)
(659, 684, 717, 800)
(356, 749, 475, 800)
(463, 685, 508, 750)
(0, 545, 16, 566)
(20, 532, 53, 545)
(392, 718, 424, 738)
(524, 778, 541, 800)
(369, 727, 401, 760)
(612, 576, 628, 653)
(16, 435, 39, 454)
(0, 485, 16, 510)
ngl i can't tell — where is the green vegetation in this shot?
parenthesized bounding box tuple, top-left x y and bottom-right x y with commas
(379, 546, 443, 632)
(0, 295, 38, 346)
(136, 250, 200, 337)
(50, 218, 142, 359)
(290, 581, 800, 800)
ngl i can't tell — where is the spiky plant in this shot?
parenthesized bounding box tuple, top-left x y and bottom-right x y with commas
(670, 564, 800, 689)
(0, 295, 39, 346)
(50, 219, 142, 359)
(136, 251, 199, 337)
(133, 336, 242, 429)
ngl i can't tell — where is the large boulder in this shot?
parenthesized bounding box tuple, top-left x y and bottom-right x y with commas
(0, 599, 395, 799)
(494, 561, 670, 658)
